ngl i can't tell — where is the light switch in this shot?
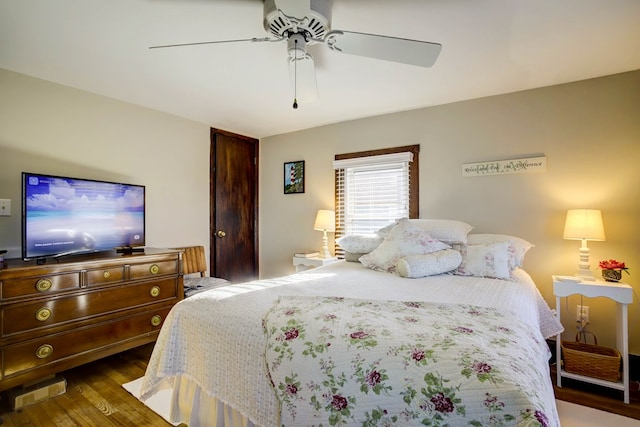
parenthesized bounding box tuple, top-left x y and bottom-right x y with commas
(0, 199, 11, 217)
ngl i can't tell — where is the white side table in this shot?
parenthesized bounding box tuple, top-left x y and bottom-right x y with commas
(553, 275, 633, 403)
(293, 256, 337, 272)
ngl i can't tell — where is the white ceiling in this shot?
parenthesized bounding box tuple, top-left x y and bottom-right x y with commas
(1, 0, 639, 139)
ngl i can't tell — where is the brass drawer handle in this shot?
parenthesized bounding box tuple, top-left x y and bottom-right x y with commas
(35, 278, 53, 292)
(103, 271, 111, 279)
(36, 307, 52, 322)
(150, 286, 160, 297)
(36, 344, 54, 359)
(149, 264, 160, 275)
(151, 315, 162, 327)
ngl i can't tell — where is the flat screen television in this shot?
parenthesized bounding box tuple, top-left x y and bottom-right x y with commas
(22, 172, 146, 260)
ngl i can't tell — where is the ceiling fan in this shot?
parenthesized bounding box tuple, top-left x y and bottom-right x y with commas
(150, 0, 442, 109)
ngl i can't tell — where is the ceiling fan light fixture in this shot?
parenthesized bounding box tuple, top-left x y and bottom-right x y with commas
(287, 33, 307, 59)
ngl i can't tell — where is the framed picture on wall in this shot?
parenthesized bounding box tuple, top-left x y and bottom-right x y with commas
(284, 160, 305, 194)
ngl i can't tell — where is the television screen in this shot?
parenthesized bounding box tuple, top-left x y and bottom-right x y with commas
(22, 172, 145, 260)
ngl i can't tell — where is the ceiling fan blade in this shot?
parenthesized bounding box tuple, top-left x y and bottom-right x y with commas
(325, 30, 442, 68)
(149, 37, 274, 50)
(288, 54, 318, 104)
(273, 0, 311, 21)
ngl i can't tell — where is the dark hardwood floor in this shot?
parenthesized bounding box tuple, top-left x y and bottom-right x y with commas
(1, 345, 639, 426)
(0, 344, 179, 427)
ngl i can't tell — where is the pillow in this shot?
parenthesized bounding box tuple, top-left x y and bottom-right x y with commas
(466, 233, 534, 268)
(336, 234, 383, 254)
(453, 241, 512, 280)
(360, 219, 450, 272)
(344, 251, 366, 262)
(377, 218, 473, 244)
(397, 249, 463, 278)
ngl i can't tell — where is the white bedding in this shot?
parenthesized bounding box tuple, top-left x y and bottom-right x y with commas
(139, 261, 563, 426)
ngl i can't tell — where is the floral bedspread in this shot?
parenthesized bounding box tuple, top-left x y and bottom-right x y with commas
(264, 296, 558, 427)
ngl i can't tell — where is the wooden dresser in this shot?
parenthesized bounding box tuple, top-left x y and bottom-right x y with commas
(0, 248, 183, 392)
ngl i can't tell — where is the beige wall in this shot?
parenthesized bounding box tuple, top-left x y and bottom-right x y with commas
(0, 69, 211, 268)
(1, 67, 639, 353)
(260, 70, 640, 352)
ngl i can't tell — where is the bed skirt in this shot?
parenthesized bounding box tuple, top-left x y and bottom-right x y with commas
(168, 375, 257, 427)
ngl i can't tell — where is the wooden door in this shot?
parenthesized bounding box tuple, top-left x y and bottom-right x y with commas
(210, 128, 259, 283)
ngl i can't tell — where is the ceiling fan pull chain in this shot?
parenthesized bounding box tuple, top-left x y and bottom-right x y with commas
(292, 38, 299, 109)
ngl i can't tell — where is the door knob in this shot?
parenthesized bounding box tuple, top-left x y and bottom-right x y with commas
(216, 230, 226, 238)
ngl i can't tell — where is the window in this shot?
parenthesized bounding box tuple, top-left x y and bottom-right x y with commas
(334, 145, 419, 257)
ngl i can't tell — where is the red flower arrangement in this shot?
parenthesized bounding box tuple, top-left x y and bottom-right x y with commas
(598, 259, 630, 275)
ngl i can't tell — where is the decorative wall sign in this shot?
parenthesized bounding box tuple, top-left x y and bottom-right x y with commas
(284, 160, 305, 194)
(462, 156, 547, 177)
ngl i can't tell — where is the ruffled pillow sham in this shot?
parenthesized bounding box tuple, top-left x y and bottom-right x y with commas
(344, 251, 366, 262)
(453, 241, 512, 280)
(377, 218, 472, 244)
(360, 219, 450, 272)
(336, 234, 383, 254)
(466, 233, 533, 268)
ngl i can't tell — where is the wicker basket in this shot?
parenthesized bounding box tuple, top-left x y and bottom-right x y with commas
(561, 341, 621, 382)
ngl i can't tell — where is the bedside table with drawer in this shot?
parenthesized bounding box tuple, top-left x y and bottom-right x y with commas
(293, 256, 338, 272)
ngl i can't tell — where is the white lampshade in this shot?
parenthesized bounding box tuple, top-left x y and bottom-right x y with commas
(314, 209, 335, 258)
(563, 209, 605, 280)
(563, 209, 605, 241)
(313, 209, 335, 232)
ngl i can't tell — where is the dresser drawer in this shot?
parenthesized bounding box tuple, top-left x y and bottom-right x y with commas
(1, 278, 178, 337)
(1, 273, 81, 300)
(129, 260, 178, 280)
(85, 266, 125, 286)
(1, 306, 172, 379)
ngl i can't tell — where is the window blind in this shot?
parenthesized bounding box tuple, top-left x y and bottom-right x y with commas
(334, 149, 416, 258)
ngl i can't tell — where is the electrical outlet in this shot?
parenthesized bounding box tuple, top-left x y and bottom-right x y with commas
(576, 305, 589, 323)
(0, 199, 10, 217)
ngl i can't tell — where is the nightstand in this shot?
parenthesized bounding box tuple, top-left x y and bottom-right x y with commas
(293, 256, 337, 272)
(553, 275, 633, 403)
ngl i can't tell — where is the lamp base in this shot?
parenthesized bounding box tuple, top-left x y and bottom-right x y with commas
(575, 268, 596, 281)
(320, 232, 331, 259)
(574, 242, 595, 281)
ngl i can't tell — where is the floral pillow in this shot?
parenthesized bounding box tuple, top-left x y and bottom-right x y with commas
(377, 218, 473, 244)
(466, 233, 533, 268)
(360, 219, 450, 272)
(336, 234, 383, 254)
(453, 241, 512, 280)
(397, 249, 462, 278)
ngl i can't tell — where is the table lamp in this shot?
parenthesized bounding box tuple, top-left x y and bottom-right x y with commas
(563, 209, 605, 280)
(313, 209, 335, 258)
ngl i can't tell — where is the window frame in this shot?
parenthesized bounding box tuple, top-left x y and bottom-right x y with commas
(334, 144, 420, 257)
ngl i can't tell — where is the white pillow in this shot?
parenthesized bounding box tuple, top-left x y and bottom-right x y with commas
(454, 242, 512, 280)
(336, 234, 384, 254)
(360, 219, 450, 272)
(466, 234, 533, 268)
(377, 218, 473, 244)
(397, 249, 462, 278)
(344, 251, 366, 262)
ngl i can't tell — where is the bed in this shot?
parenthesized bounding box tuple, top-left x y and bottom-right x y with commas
(140, 220, 563, 427)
